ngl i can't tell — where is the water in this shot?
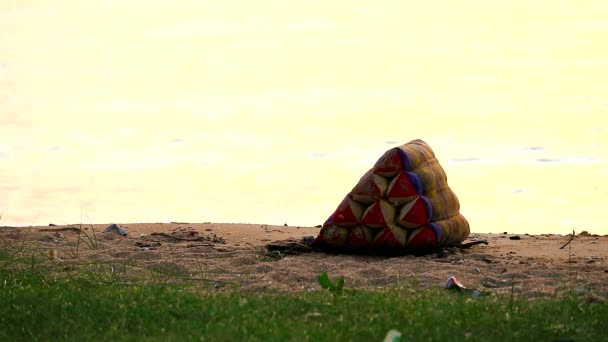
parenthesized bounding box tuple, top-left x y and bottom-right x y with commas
(1, 1, 607, 234)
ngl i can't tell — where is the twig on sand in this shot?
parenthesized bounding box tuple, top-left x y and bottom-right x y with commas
(559, 230, 576, 249)
(456, 240, 488, 249)
(186, 243, 215, 248)
(150, 232, 226, 244)
(40, 227, 82, 232)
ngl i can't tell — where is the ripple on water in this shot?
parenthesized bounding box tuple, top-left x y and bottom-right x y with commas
(523, 146, 545, 152)
(449, 158, 481, 162)
(536, 157, 598, 164)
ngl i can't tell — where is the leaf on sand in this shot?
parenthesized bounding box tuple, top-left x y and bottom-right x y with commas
(317, 272, 331, 289)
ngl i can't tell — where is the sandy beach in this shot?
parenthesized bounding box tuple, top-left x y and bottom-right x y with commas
(2, 222, 606, 300)
(2, 1, 608, 236)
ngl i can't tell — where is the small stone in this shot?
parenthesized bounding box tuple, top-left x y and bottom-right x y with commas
(509, 236, 521, 240)
(103, 224, 128, 236)
(480, 278, 499, 288)
(474, 268, 481, 273)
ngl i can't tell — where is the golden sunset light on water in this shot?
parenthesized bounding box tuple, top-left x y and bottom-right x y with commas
(1, 1, 607, 234)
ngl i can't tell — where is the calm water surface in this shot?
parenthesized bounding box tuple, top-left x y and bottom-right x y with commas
(1, 1, 607, 234)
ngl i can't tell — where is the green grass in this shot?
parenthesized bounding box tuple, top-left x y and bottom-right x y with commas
(0, 251, 606, 341)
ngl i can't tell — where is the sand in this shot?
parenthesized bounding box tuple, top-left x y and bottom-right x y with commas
(1, 222, 606, 300)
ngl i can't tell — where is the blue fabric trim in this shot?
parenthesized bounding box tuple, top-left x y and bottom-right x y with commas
(419, 195, 433, 222)
(395, 147, 414, 170)
(405, 171, 424, 195)
(429, 222, 442, 242)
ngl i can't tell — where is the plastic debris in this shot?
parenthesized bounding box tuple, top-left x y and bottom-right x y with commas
(445, 276, 466, 290)
(445, 276, 482, 297)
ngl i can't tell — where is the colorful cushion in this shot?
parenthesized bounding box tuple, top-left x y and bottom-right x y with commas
(313, 139, 469, 254)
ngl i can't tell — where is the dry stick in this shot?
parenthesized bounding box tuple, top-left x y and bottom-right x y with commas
(186, 243, 216, 248)
(40, 227, 82, 232)
(457, 240, 488, 249)
(559, 230, 576, 249)
(150, 232, 224, 243)
(150, 232, 195, 240)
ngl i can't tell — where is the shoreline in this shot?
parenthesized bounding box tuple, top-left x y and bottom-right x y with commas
(2, 221, 607, 237)
(1, 222, 606, 297)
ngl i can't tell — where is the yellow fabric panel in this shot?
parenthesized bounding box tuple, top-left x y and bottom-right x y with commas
(433, 214, 470, 246)
(425, 186, 461, 221)
(398, 139, 436, 170)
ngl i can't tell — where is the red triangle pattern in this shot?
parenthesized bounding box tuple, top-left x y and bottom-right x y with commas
(331, 197, 363, 226)
(360, 201, 386, 228)
(407, 226, 437, 250)
(372, 228, 399, 249)
(351, 171, 386, 203)
(386, 172, 418, 202)
(373, 225, 407, 249)
(398, 197, 430, 228)
(373, 148, 403, 176)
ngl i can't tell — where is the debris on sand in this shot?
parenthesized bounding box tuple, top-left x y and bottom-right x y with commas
(103, 224, 128, 236)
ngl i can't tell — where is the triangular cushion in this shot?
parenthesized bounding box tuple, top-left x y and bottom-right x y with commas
(314, 139, 470, 254)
